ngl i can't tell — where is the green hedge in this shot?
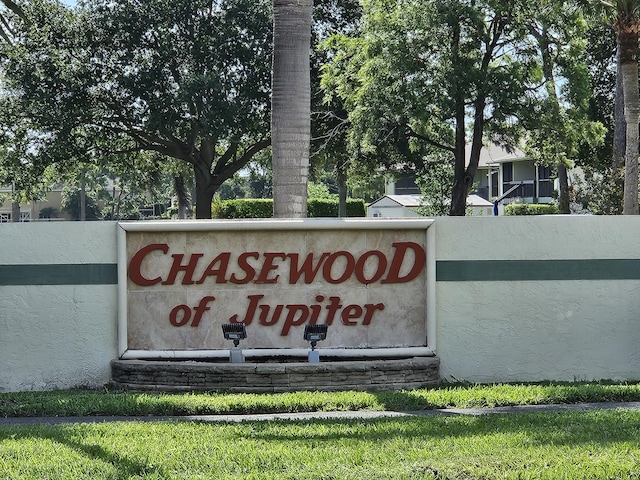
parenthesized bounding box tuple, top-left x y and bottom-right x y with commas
(214, 198, 366, 219)
(307, 198, 366, 217)
(215, 199, 273, 219)
(504, 203, 560, 216)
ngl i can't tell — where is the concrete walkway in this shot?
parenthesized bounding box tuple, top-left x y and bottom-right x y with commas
(2, 401, 640, 426)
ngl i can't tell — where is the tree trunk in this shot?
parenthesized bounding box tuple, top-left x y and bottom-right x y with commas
(11, 201, 19, 222)
(80, 177, 87, 221)
(536, 27, 571, 214)
(194, 164, 214, 220)
(614, 42, 626, 170)
(450, 138, 469, 216)
(449, 180, 469, 216)
(622, 60, 639, 215)
(449, 108, 470, 216)
(449, 21, 473, 217)
(271, 0, 313, 218)
(337, 161, 347, 218)
(451, 93, 484, 216)
(173, 175, 191, 219)
(557, 163, 570, 214)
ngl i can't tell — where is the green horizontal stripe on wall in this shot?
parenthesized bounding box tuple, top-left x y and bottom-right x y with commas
(436, 259, 640, 282)
(0, 264, 118, 286)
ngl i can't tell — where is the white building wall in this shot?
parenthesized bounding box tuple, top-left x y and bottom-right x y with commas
(367, 205, 407, 218)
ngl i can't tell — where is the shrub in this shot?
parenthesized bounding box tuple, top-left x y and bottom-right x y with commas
(308, 198, 366, 217)
(216, 199, 273, 218)
(214, 198, 366, 219)
(504, 203, 560, 216)
(38, 207, 59, 219)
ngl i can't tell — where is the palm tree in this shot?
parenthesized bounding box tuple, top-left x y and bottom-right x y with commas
(271, 0, 313, 218)
(606, 0, 640, 214)
(2, 0, 26, 221)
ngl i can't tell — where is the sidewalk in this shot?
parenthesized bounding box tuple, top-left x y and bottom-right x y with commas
(2, 401, 640, 426)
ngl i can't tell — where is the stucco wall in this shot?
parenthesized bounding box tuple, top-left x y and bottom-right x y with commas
(433, 216, 640, 383)
(3, 216, 640, 392)
(0, 222, 118, 391)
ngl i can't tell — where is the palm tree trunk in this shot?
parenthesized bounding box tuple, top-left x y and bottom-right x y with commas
(615, 4, 640, 215)
(271, 0, 313, 218)
(614, 43, 626, 170)
(622, 61, 639, 215)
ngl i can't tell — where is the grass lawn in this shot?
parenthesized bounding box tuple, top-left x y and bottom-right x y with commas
(1, 383, 640, 478)
(2, 382, 640, 417)
(1, 410, 639, 479)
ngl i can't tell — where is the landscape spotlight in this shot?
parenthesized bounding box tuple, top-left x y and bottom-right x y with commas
(222, 323, 246, 346)
(222, 323, 247, 363)
(304, 324, 328, 363)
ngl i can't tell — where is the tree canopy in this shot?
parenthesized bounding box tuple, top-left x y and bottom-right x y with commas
(0, 0, 273, 218)
(321, 0, 606, 215)
(0, 0, 622, 217)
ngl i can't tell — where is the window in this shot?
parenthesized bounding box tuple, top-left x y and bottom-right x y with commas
(538, 166, 551, 179)
(491, 170, 498, 197)
(503, 162, 513, 182)
(395, 174, 420, 195)
(538, 166, 553, 197)
(502, 163, 518, 197)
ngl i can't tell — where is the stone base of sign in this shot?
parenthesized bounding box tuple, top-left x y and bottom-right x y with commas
(109, 357, 440, 392)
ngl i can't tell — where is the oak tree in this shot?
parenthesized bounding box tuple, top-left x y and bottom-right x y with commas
(0, 0, 273, 219)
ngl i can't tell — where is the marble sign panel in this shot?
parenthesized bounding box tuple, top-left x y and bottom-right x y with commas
(124, 224, 428, 352)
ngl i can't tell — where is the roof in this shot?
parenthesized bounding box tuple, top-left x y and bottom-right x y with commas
(369, 194, 494, 208)
(467, 143, 528, 168)
(466, 194, 494, 207)
(384, 143, 528, 174)
(371, 195, 422, 208)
